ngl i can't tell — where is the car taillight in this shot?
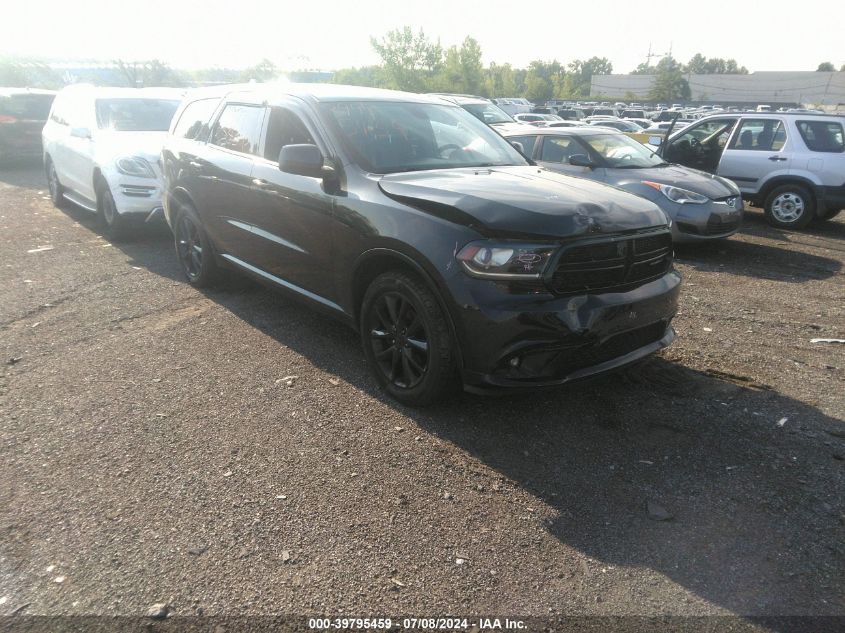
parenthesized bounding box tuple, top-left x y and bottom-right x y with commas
(0, 115, 19, 124)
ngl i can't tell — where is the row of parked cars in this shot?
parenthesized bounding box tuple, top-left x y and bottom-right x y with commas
(1, 83, 842, 406)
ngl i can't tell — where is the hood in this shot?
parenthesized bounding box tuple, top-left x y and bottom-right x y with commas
(94, 131, 168, 163)
(378, 166, 668, 240)
(607, 164, 738, 199)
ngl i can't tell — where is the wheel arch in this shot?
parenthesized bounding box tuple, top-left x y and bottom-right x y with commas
(351, 248, 467, 377)
(758, 175, 821, 205)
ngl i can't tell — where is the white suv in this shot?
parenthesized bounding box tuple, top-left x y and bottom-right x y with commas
(42, 86, 183, 239)
(661, 112, 845, 229)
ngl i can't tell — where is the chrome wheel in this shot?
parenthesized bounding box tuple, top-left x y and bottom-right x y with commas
(770, 192, 805, 223)
(176, 214, 203, 281)
(368, 291, 429, 389)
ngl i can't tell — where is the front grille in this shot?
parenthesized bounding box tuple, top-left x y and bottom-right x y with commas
(548, 231, 672, 295)
(704, 215, 741, 235)
(509, 321, 669, 380)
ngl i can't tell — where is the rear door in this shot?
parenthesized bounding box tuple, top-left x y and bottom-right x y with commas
(716, 117, 789, 195)
(194, 102, 266, 257)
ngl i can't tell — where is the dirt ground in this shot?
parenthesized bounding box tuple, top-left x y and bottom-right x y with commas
(1, 162, 843, 631)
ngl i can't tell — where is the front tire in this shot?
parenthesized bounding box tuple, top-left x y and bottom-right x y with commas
(173, 202, 218, 287)
(97, 181, 130, 241)
(764, 185, 815, 230)
(361, 271, 459, 407)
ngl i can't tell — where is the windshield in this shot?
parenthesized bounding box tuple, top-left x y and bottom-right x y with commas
(95, 98, 180, 132)
(460, 103, 514, 125)
(321, 101, 528, 174)
(584, 133, 667, 168)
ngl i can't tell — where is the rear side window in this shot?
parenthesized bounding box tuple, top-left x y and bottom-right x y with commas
(173, 98, 219, 140)
(796, 120, 844, 153)
(210, 104, 265, 155)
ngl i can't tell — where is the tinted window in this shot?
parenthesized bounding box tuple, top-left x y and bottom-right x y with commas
(0, 94, 55, 120)
(508, 135, 537, 157)
(263, 107, 315, 161)
(322, 101, 526, 174)
(210, 104, 265, 155)
(460, 103, 513, 125)
(95, 99, 180, 131)
(173, 98, 219, 140)
(796, 120, 844, 153)
(729, 119, 786, 151)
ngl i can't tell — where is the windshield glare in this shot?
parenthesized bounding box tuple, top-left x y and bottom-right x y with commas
(95, 98, 180, 132)
(461, 103, 513, 125)
(322, 101, 528, 174)
(584, 134, 666, 168)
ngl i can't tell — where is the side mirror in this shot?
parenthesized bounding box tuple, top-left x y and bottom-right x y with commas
(279, 144, 324, 178)
(648, 135, 662, 146)
(568, 154, 596, 168)
(510, 141, 525, 154)
(70, 127, 92, 139)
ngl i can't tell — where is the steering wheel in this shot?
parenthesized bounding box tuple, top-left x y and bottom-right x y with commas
(688, 136, 703, 154)
(438, 144, 462, 158)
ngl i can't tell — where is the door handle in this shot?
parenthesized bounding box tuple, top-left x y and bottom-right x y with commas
(768, 155, 787, 162)
(252, 178, 270, 187)
(189, 160, 203, 168)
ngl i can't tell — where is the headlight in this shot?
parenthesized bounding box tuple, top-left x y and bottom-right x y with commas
(456, 241, 556, 279)
(642, 181, 708, 204)
(116, 156, 155, 179)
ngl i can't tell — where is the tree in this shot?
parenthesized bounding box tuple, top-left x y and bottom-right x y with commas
(115, 59, 184, 87)
(523, 60, 564, 102)
(568, 57, 612, 96)
(239, 59, 279, 82)
(458, 37, 485, 95)
(684, 54, 748, 74)
(817, 62, 835, 71)
(370, 26, 443, 92)
(485, 62, 517, 98)
(648, 56, 690, 102)
(331, 65, 387, 88)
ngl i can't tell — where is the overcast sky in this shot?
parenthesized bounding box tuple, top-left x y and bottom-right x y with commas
(2, 0, 843, 72)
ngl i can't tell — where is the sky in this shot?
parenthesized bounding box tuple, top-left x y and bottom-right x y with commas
(2, 0, 843, 73)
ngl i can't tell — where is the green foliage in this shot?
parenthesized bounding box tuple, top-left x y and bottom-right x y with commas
(0, 57, 62, 88)
(816, 62, 835, 72)
(114, 59, 186, 87)
(648, 56, 691, 102)
(370, 27, 443, 92)
(685, 54, 748, 74)
(238, 59, 279, 83)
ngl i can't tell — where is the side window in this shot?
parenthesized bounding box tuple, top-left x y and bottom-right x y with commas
(263, 107, 315, 161)
(173, 98, 219, 141)
(49, 95, 68, 126)
(729, 119, 787, 151)
(210, 104, 264, 155)
(796, 120, 844, 153)
(508, 135, 537, 157)
(540, 136, 581, 163)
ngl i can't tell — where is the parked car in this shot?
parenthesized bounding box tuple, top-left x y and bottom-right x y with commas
(42, 86, 182, 238)
(0, 88, 55, 164)
(161, 84, 680, 405)
(513, 113, 562, 126)
(588, 119, 643, 133)
(620, 109, 647, 119)
(660, 112, 845, 228)
(501, 126, 743, 243)
(430, 94, 515, 129)
(556, 108, 586, 121)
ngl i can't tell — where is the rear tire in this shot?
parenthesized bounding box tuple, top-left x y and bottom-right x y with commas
(45, 158, 64, 207)
(97, 180, 130, 241)
(173, 202, 219, 288)
(763, 184, 815, 230)
(360, 271, 459, 407)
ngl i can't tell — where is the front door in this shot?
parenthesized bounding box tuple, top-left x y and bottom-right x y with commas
(663, 117, 738, 174)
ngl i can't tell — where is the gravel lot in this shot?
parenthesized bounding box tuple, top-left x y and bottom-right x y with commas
(1, 163, 843, 630)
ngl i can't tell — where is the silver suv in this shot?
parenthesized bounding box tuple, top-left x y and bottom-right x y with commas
(660, 112, 845, 229)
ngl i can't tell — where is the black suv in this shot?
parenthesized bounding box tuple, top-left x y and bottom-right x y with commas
(162, 85, 681, 406)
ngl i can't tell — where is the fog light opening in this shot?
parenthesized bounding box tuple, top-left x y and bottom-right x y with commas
(509, 357, 521, 368)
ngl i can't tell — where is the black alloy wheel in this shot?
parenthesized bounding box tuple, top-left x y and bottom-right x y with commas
(369, 291, 430, 390)
(174, 204, 218, 287)
(361, 271, 458, 406)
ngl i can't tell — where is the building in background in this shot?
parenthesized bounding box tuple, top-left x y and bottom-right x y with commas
(590, 72, 845, 109)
